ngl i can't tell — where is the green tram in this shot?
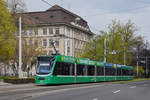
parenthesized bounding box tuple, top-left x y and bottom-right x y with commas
(35, 55, 134, 85)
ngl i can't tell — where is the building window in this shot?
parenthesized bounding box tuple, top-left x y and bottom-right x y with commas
(43, 50, 47, 55)
(43, 28, 47, 35)
(43, 39, 47, 47)
(67, 28, 70, 35)
(55, 27, 59, 34)
(24, 39, 27, 45)
(49, 28, 53, 34)
(29, 39, 32, 45)
(34, 28, 38, 35)
(24, 30, 27, 36)
(29, 30, 32, 36)
(49, 50, 53, 54)
(55, 40, 59, 46)
(49, 39, 53, 47)
(34, 40, 38, 46)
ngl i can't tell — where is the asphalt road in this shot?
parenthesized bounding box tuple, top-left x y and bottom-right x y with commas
(30, 80, 150, 100)
(0, 80, 150, 100)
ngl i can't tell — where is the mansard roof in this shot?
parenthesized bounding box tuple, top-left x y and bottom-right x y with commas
(22, 5, 92, 34)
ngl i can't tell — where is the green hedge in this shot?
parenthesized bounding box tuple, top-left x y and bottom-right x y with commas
(3, 77, 35, 84)
(0, 76, 4, 81)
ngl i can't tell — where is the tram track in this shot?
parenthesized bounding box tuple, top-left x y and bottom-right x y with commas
(1, 80, 149, 100)
(0, 83, 105, 99)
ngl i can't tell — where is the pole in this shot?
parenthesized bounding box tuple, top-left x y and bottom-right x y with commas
(137, 51, 139, 77)
(74, 62, 77, 83)
(19, 16, 22, 78)
(146, 56, 148, 77)
(146, 40, 148, 77)
(104, 38, 106, 81)
(124, 46, 126, 65)
(65, 39, 69, 56)
(70, 30, 73, 56)
(104, 38, 107, 62)
(95, 65, 97, 82)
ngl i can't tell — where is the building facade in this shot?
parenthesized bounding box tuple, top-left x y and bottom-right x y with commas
(22, 5, 93, 57)
(0, 4, 93, 77)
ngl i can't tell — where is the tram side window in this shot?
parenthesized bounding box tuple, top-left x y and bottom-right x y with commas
(105, 68, 111, 76)
(87, 65, 95, 76)
(131, 70, 133, 75)
(112, 68, 116, 76)
(69, 64, 75, 75)
(126, 70, 132, 76)
(122, 69, 125, 75)
(53, 62, 61, 75)
(117, 69, 122, 75)
(122, 69, 128, 76)
(126, 70, 129, 76)
(97, 67, 104, 76)
(105, 68, 116, 76)
(77, 64, 87, 76)
(129, 70, 133, 76)
(53, 62, 74, 75)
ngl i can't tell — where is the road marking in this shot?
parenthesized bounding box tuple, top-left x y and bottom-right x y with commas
(93, 98, 98, 100)
(129, 86, 136, 88)
(144, 84, 147, 86)
(31, 84, 105, 98)
(113, 90, 120, 94)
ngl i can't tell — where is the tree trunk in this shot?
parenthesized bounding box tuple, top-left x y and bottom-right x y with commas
(4, 64, 7, 76)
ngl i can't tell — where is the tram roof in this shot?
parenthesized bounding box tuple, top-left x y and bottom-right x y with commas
(37, 55, 133, 70)
(121, 65, 133, 70)
(38, 55, 54, 57)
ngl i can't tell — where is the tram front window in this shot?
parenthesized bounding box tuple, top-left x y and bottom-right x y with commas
(36, 61, 52, 75)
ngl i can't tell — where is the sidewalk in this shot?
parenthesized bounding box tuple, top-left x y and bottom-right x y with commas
(0, 82, 35, 87)
(0, 81, 11, 86)
(0, 82, 36, 93)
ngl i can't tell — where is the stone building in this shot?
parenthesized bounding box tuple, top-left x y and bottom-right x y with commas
(22, 5, 93, 57)
(0, 4, 93, 77)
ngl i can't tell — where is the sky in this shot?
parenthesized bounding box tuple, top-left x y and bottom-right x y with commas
(25, 0, 150, 42)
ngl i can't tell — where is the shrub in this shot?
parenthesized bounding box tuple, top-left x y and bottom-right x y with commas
(3, 77, 35, 84)
(0, 76, 4, 81)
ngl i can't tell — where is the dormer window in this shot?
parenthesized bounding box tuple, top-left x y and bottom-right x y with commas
(35, 17, 39, 19)
(50, 15, 54, 18)
(64, 17, 66, 20)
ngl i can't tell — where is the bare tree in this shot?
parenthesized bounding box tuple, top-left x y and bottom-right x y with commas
(5, 0, 27, 13)
(11, 38, 44, 77)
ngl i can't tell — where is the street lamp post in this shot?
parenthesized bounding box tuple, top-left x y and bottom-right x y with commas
(124, 46, 126, 65)
(104, 38, 107, 81)
(136, 44, 139, 77)
(65, 38, 69, 56)
(145, 40, 148, 77)
(137, 53, 139, 77)
(104, 38, 107, 63)
(18, 16, 23, 78)
(146, 56, 148, 77)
